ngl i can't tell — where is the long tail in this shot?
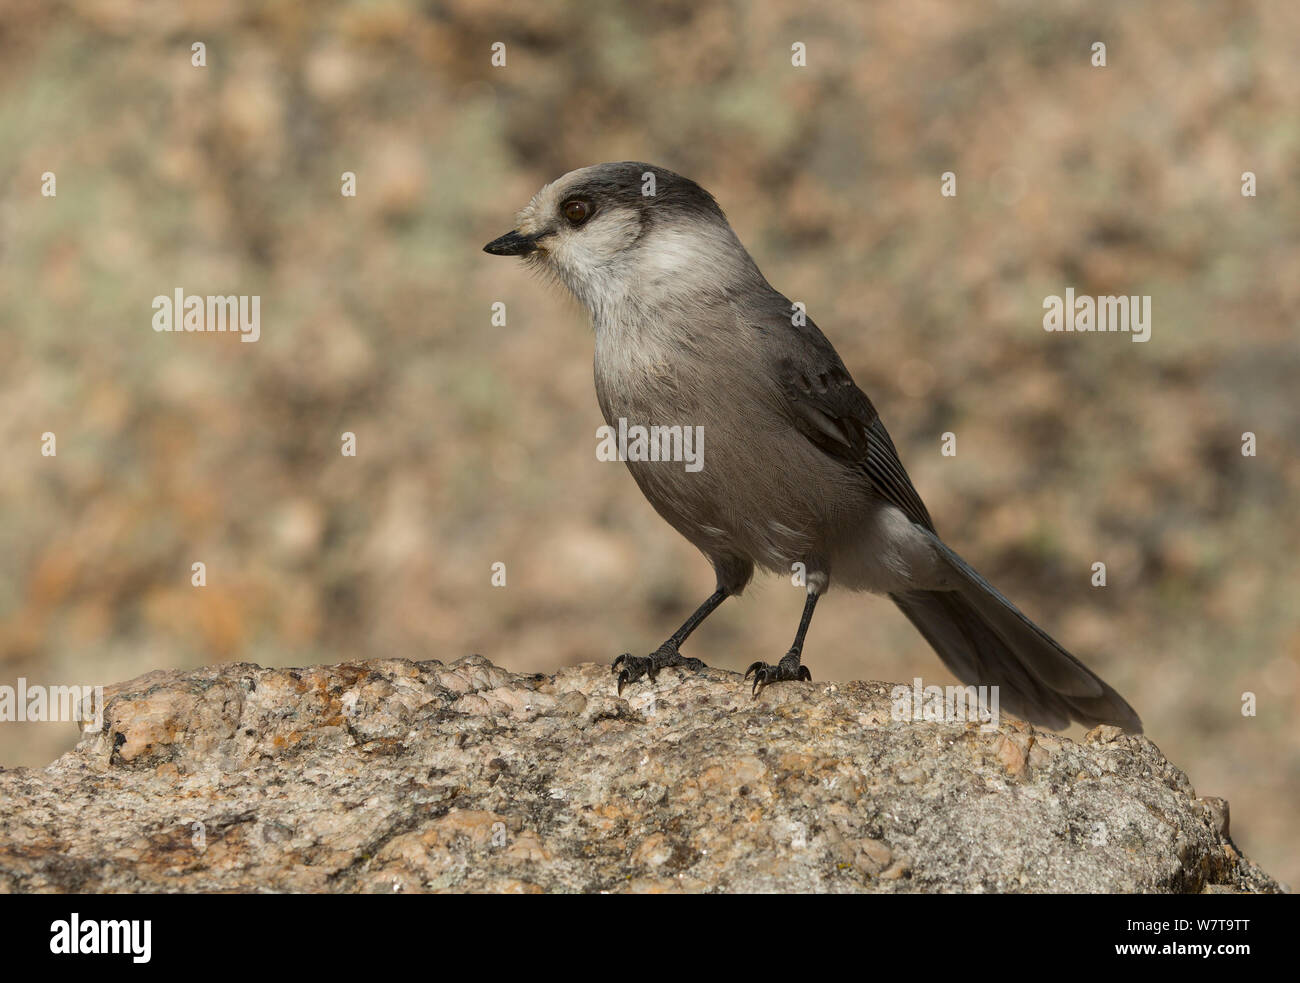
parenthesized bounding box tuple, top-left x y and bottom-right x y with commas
(890, 542, 1141, 732)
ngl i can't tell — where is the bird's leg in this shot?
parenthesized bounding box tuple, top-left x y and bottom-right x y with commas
(613, 589, 729, 695)
(746, 590, 820, 696)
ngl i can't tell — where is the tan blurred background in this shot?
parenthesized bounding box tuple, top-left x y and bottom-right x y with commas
(1, 0, 1296, 886)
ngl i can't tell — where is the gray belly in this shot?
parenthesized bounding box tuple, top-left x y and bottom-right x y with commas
(594, 342, 859, 574)
(591, 326, 949, 595)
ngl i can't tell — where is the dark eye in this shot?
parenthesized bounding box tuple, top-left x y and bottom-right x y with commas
(562, 199, 592, 226)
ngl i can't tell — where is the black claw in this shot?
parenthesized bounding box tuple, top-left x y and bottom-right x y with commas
(611, 644, 709, 696)
(746, 653, 811, 697)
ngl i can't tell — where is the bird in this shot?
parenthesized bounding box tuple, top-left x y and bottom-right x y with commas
(483, 161, 1141, 732)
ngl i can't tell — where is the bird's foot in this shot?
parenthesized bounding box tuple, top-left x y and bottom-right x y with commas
(744, 649, 811, 697)
(613, 642, 707, 696)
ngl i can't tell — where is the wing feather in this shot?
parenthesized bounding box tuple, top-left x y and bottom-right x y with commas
(751, 290, 936, 532)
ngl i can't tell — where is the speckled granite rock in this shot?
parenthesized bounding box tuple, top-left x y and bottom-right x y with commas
(0, 656, 1280, 893)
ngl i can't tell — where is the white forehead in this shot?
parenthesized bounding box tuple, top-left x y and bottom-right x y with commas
(515, 165, 604, 236)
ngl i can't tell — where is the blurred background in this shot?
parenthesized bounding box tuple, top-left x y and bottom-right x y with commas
(1, 0, 1296, 886)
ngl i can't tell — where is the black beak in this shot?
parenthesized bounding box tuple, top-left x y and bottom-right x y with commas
(483, 230, 537, 256)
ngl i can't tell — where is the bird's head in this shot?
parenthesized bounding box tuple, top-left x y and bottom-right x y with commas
(483, 162, 760, 317)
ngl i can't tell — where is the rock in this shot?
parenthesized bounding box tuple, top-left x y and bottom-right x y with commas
(0, 655, 1282, 893)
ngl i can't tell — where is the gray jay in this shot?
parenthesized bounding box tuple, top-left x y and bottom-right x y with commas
(484, 161, 1141, 732)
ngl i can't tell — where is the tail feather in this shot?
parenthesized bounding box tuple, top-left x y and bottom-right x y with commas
(890, 544, 1142, 732)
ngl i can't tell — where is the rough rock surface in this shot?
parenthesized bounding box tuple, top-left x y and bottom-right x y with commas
(0, 656, 1281, 893)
